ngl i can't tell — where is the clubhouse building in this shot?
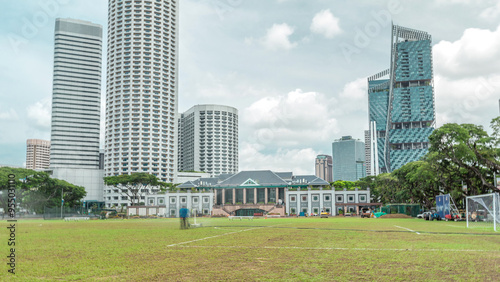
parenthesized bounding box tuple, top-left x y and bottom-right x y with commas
(127, 170, 377, 217)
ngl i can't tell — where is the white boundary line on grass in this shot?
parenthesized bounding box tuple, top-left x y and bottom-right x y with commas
(174, 245, 498, 253)
(166, 227, 260, 247)
(394, 225, 420, 234)
(167, 223, 292, 247)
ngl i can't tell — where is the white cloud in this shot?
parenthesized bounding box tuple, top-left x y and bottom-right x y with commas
(480, 1, 500, 20)
(239, 142, 318, 174)
(0, 108, 19, 120)
(432, 24, 500, 128)
(26, 97, 51, 129)
(243, 89, 339, 148)
(310, 9, 342, 38)
(433, 25, 500, 78)
(260, 23, 298, 51)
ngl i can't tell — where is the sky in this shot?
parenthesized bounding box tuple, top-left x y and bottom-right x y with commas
(1, 0, 499, 175)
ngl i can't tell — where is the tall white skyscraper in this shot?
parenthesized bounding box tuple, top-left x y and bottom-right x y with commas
(49, 18, 103, 169)
(178, 105, 238, 177)
(105, 0, 179, 182)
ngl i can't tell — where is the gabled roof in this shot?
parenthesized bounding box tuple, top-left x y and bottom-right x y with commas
(275, 172, 293, 181)
(215, 170, 288, 187)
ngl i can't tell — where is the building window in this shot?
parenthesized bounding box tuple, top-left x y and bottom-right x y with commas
(359, 195, 367, 203)
(290, 196, 296, 202)
(348, 195, 354, 203)
(203, 197, 209, 203)
(170, 197, 176, 204)
(302, 208, 308, 213)
(149, 198, 154, 205)
(180, 197, 186, 204)
(203, 209, 209, 215)
(312, 195, 319, 202)
(325, 208, 331, 214)
(336, 195, 343, 203)
(170, 209, 176, 216)
(193, 197, 199, 203)
(291, 208, 296, 214)
(324, 195, 331, 202)
(158, 198, 164, 204)
(301, 195, 307, 202)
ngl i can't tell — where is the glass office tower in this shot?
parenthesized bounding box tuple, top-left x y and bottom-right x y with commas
(368, 24, 435, 173)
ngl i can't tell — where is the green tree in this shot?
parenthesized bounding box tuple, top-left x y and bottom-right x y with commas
(0, 167, 86, 214)
(104, 173, 161, 206)
(428, 122, 498, 193)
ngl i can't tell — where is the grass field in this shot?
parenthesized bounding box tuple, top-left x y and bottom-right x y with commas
(1, 217, 499, 281)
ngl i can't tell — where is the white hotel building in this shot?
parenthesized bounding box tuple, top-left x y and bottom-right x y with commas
(104, 0, 179, 183)
(178, 104, 239, 177)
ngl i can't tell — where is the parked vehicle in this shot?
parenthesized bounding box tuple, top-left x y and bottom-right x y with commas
(418, 212, 431, 219)
(320, 211, 329, 218)
(423, 211, 433, 220)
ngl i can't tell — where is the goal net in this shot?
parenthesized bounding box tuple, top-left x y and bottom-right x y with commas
(466, 193, 499, 232)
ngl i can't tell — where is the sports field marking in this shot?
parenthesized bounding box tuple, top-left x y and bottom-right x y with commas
(394, 225, 420, 234)
(166, 227, 260, 247)
(174, 245, 499, 253)
(166, 223, 292, 247)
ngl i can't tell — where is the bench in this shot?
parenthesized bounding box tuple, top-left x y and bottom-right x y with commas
(228, 216, 254, 221)
(64, 217, 89, 221)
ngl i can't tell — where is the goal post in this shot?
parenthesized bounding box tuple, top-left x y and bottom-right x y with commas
(466, 193, 499, 232)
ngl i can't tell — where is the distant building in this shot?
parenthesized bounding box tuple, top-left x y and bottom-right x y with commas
(26, 139, 50, 170)
(49, 18, 103, 169)
(364, 130, 371, 176)
(332, 136, 366, 181)
(368, 24, 435, 173)
(178, 104, 238, 177)
(315, 155, 332, 182)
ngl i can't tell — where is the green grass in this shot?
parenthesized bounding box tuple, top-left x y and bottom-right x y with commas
(1, 217, 499, 281)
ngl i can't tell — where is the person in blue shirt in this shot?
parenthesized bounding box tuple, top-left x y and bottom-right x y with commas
(179, 206, 189, 229)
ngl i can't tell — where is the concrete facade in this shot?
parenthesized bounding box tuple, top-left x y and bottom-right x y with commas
(49, 18, 102, 169)
(315, 155, 333, 183)
(104, 0, 180, 182)
(26, 139, 50, 170)
(178, 104, 238, 177)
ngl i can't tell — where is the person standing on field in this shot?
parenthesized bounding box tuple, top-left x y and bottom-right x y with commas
(179, 206, 189, 229)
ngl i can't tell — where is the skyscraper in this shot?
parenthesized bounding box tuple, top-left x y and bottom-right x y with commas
(26, 139, 50, 170)
(332, 136, 365, 181)
(178, 104, 238, 177)
(105, 0, 179, 182)
(368, 24, 435, 173)
(49, 18, 103, 169)
(315, 155, 332, 182)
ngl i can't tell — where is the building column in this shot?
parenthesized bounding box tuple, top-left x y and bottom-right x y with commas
(320, 191, 324, 212)
(264, 188, 268, 204)
(221, 189, 225, 205)
(254, 188, 257, 204)
(243, 188, 247, 204)
(275, 188, 279, 204)
(232, 188, 236, 204)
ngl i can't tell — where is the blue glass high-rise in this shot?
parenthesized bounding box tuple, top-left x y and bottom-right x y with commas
(368, 24, 435, 173)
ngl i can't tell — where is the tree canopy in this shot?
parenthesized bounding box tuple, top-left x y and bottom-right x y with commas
(359, 117, 499, 209)
(0, 167, 86, 214)
(104, 173, 163, 206)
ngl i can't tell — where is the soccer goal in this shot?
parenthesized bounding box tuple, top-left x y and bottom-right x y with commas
(466, 193, 499, 232)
